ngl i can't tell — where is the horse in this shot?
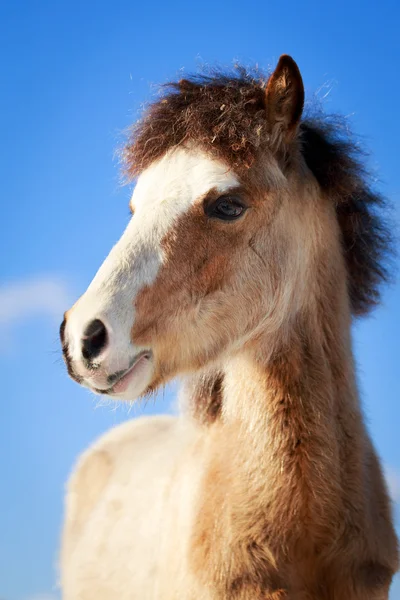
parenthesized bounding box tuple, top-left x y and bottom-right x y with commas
(59, 55, 398, 599)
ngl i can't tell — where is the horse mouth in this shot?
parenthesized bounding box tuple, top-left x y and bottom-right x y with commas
(93, 350, 153, 396)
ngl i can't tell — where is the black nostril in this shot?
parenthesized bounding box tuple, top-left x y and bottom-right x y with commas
(81, 319, 108, 361)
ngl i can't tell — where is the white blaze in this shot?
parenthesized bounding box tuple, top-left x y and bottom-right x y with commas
(66, 147, 239, 375)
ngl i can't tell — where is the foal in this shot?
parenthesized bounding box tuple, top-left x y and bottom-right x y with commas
(60, 55, 398, 599)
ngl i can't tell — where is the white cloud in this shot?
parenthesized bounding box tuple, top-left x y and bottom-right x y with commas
(0, 275, 72, 351)
(384, 465, 400, 503)
(0, 276, 71, 325)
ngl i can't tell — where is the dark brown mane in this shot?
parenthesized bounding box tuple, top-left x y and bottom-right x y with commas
(124, 67, 392, 316)
(299, 116, 393, 315)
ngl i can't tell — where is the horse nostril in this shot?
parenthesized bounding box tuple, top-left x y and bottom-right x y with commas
(81, 319, 108, 361)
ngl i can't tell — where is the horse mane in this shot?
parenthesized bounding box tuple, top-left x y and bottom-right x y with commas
(124, 67, 392, 316)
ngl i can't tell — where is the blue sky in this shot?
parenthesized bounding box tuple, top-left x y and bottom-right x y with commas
(1, 0, 399, 598)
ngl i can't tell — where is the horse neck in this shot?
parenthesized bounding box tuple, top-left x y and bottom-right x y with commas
(220, 257, 367, 535)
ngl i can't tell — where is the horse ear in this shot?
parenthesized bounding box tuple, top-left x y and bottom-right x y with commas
(265, 55, 304, 141)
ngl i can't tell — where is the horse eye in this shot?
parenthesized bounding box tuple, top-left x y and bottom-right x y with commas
(205, 196, 247, 221)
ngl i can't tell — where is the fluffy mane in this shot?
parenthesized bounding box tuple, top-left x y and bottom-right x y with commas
(124, 67, 392, 316)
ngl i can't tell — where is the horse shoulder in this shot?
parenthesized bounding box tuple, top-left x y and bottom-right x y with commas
(60, 415, 178, 582)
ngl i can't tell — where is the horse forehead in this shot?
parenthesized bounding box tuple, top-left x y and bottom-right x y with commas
(131, 148, 240, 215)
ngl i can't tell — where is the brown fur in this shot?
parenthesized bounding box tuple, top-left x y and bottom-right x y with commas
(188, 271, 396, 598)
(127, 57, 398, 597)
(124, 61, 391, 317)
(62, 56, 398, 599)
(180, 369, 224, 425)
(185, 190, 397, 597)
